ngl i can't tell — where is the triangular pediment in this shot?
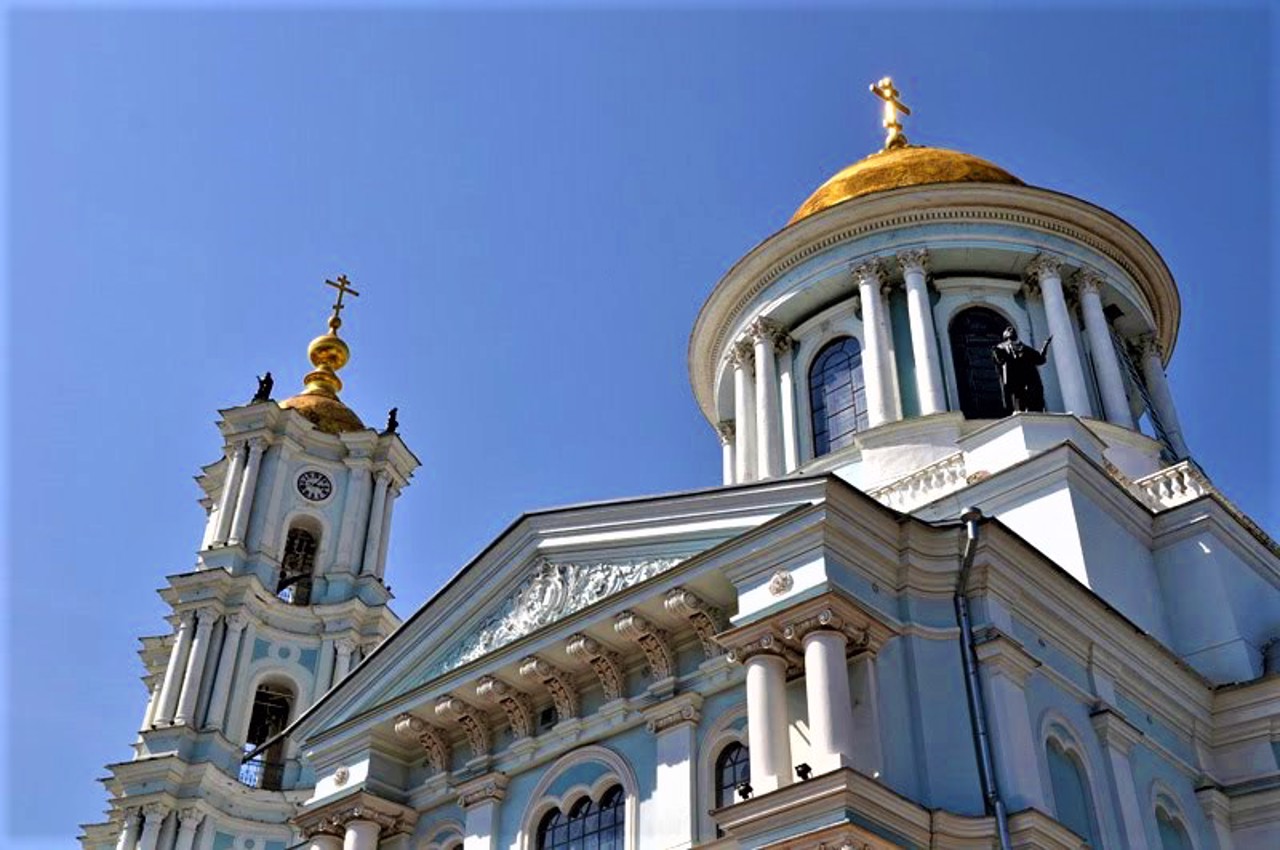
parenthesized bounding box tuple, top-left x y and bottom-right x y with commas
(294, 476, 831, 738)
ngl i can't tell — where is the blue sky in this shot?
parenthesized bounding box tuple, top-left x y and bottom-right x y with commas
(4, 3, 1275, 844)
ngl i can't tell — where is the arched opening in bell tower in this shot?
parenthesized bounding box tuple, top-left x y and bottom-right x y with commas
(239, 681, 295, 790)
(277, 522, 319, 605)
(949, 306, 1010, 419)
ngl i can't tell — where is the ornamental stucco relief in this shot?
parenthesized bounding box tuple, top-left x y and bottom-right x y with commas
(426, 556, 685, 678)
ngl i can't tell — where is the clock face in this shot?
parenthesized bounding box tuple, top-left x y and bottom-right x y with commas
(296, 471, 333, 502)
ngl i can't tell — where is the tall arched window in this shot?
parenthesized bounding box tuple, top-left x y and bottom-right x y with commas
(1046, 738, 1100, 847)
(715, 742, 750, 808)
(809, 337, 867, 457)
(240, 681, 294, 790)
(277, 526, 318, 605)
(537, 785, 625, 850)
(1156, 804, 1194, 850)
(949, 306, 1010, 419)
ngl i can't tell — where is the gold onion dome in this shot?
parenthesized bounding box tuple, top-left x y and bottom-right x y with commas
(788, 145, 1023, 225)
(279, 275, 366, 435)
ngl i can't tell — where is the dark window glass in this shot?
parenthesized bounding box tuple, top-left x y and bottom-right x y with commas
(809, 337, 867, 457)
(239, 683, 294, 790)
(277, 527, 317, 605)
(537, 785, 625, 850)
(949, 307, 1009, 419)
(715, 742, 750, 809)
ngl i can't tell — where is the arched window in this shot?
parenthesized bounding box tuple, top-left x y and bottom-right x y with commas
(239, 682, 294, 790)
(1156, 804, 1194, 850)
(809, 337, 867, 457)
(1046, 738, 1100, 847)
(537, 785, 625, 850)
(715, 742, 750, 808)
(949, 306, 1010, 419)
(277, 526, 317, 605)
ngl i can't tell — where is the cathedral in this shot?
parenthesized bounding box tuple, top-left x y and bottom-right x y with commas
(82, 79, 1278, 850)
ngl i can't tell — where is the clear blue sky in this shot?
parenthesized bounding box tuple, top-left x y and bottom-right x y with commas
(4, 3, 1275, 844)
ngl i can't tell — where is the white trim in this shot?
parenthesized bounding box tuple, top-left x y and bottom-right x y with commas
(519, 745, 638, 850)
(420, 818, 465, 850)
(1150, 779, 1203, 850)
(698, 702, 749, 841)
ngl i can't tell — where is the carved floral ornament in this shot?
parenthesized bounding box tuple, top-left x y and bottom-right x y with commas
(424, 556, 685, 680)
(297, 796, 416, 839)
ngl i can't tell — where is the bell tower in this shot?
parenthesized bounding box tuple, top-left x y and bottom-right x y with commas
(81, 278, 419, 850)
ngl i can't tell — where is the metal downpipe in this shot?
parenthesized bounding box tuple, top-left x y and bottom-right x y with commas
(954, 506, 1013, 850)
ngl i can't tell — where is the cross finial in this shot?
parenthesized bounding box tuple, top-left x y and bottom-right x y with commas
(870, 77, 911, 150)
(323, 274, 360, 333)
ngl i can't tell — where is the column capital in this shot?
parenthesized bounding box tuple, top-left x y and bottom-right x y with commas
(294, 792, 417, 839)
(720, 629, 800, 670)
(896, 247, 929, 275)
(973, 632, 1041, 686)
(715, 420, 735, 445)
(193, 607, 218, 630)
(374, 468, 392, 486)
(225, 611, 250, 633)
(141, 802, 170, 819)
(435, 694, 491, 759)
(748, 316, 792, 353)
(177, 809, 203, 831)
(393, 712, 451, 773)
(175, 609, 196, 628)
(246, 436, 269, 453)
(456, 771, 509, 809)
(729, 339, 755, 370)
(1074, 267, 1105, 295)
(643, 692, 703, 734)
(334, 637, 357, 656)
(850, 258, 884, 287)
(119, 806, 142, 827)
(782, 608, 868, 650)
(518, 655, 580, 720)
(1022, 279, 1043, 300)
(1024, 252, 1064, 281)
(1137, 332, 1165, 361)
(1090, 706, 1145, 755)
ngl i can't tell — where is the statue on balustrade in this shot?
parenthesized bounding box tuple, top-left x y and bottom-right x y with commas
(992, 327, 1051, 414)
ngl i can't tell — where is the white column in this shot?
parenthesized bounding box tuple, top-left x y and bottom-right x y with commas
(1022, 281, 1064, 411)
(730, 342, 757, 482)
(224, 619, 257, 740)
(744, 652, 792, 793)
(155, 811, 177, 850)
(801, 630, 857, 774)
(898, 249, 946, 415)
(1077, 270, 1133, 427)
(203, 612, 247, 731)
(1091, 711, 1150, 850)
(334, 638, 356, 682)
(173, 810, 203, 850)
(716, 422, 736, 485)
(375, 486, 397, 578)
(641, 699, 700, 850)
(212, 443, 247, 545)
(155, 610, 195, 725)
(1027, 255, 1093, 417)
(777, 343, 798, 472)
(751, 318, 784, 479)
(1139, 336, 1190, 458)
(227, 438, 267, 547)
(139, 679, 160, 731)
(335, 463, 371, 571)
(115, 807, 141, 850)
(850, 654, 884, 778)
(136, 804, 168, 850)
(878, 281, 903, 420)
(174, 608, 216, 725)
(307, 836, 343, 850)
(361, 471, 391, 574)
(853, 261, 893, 427)
(342, 819, 381, 850)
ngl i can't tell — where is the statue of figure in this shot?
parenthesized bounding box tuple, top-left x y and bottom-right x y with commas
(252, 372, 273, 403)
(992, 327, 1051, 413)
(383, 406, 399, 435)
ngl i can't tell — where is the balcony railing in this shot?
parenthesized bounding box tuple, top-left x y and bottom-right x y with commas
(238, 756, 287, 791)
(867, 452, 968, 512)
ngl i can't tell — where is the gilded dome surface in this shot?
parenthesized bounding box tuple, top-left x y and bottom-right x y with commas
(279, 393, 365, 435)
(788, 145, 1023, 225)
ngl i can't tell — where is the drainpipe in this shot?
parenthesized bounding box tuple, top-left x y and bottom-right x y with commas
(954, 506, 1013, 850)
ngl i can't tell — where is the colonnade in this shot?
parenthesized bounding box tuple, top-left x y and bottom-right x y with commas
(114, 805, 204, 850)
(719, 250, 1186, 484)
(150, 607, 253, 731)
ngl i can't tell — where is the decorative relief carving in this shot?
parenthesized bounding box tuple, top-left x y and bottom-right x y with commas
(435, 695, 490, 759)
(768, 569, 793, 596)
(748, 317, 792, 353)
(782, 608, 871, 649)
(849, 259, 883, 287)
(614, 610, 675, 681)
(1024, 252, 1064, 281)
(724, 632, 798, 668)
(333, 766, 350, 787)
(427, 557, 684, 678)
(566, 634, 626, 702)
(664, 587, 728, 659)
(1136, 333, 1164, 361)
(896, 248, 928, 275)
(1074, 267, 1104, 295)
(476, 676, 534, 740)
(518, 656, 579, 720)
(393, 712, 450, 773)
(715, 420, 736, 444)
(729, 339, 755, 371)
(456, 773, 509, 809)
(644, 694, 702, 734)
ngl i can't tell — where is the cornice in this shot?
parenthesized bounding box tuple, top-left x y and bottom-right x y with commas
(689, 183, 1180, 424)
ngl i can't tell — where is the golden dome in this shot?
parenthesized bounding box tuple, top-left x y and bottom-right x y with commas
(788, 145, 1023, 225)
(279, 392, 365, 435)
(279, 275, 368, 435)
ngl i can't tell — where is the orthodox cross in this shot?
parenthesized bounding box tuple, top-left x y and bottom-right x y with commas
(324, 274, 360, 330)
(869, 77, 911, 150)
